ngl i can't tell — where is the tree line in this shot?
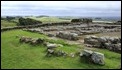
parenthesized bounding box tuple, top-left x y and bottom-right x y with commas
(18, 18, 42, 26)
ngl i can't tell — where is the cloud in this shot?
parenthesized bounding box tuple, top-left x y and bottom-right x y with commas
(1, 1, 121, 17)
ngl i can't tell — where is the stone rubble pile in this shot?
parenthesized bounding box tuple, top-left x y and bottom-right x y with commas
(80, 49, 105, 65)
(84, 36, 121, 53)
(56, 31, 79, 41)
(18, 36, 106, 65)
(45, 43, 68, 57)
(19, 36, 45, 45)
(23, 29, 44, 34)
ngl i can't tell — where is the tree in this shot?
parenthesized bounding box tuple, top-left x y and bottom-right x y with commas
(6, 16, 15, 21)
(71, 19, 82, 22)
(82, 18, 92, 30)
(18, 18, 42, 26)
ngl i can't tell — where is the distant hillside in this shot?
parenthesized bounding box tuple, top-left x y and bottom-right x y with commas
(1, 20, 16, 28)
(28, 16, 71, 23)
(93, 17, 121, 22)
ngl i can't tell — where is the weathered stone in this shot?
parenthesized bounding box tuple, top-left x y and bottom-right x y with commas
(79, 52, 83, 57)
(47, 33, 54, 37)
(19, 36, 26, 42)
(36, 38, 44, 44)
(109, 37, 115, 43)
(84, 36, 121, 53)
(106, 44, 113, 51)
(84, 36, 91, 44)
(70, 33, 78, 40)
(85, 44, 93, 47)
(46, 49, 54, 57)
(91, 52, 105, 65)
(47, 49, 54, 54)
(56, 31, 79, 41)
(54, 50, 67, 57)
(84, 36, 100, 47)
(104, 43, 111, 49)
(90, 35, 98, 39)
(47, 44, 57, 49)
(24, 37, 32, 43)
(114, 43, 121, 53)
(55, 50, 63, 56)
(31, 39, 37, 45)
(69, 53, 75, 57)
(98, 37, 108, 43)
(82, 49, 93, 57)
(80, 49, 105, 65)
(112, 37, 120, 44)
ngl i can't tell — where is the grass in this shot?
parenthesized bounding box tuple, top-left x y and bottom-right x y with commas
(1, 17, 117, 28)
(1, 20, 17, 28)
(29, 16, 71, 23)
(1, 30, 121, 69)
(1, 16, 70, 28)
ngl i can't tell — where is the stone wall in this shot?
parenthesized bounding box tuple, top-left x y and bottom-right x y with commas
(56, 31, 79, 41)
(84, 36, 121, 53)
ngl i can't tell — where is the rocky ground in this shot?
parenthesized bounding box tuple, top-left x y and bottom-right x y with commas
(23, 23, 121, 45)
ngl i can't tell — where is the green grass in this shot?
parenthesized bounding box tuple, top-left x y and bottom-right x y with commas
(29, 16, 71, 23)
(1, 30, 121, 69)
(1, 20, 17, 28)
(1, 17, 70, 28)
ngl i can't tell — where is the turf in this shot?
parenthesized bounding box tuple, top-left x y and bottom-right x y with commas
(1, 30, 121, 69)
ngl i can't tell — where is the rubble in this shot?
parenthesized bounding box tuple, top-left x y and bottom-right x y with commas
(80, 49, 105, 65)
(84, 36, 121, 53)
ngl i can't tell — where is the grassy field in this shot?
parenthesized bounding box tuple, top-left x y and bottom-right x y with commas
(1, 20, 17, 28)
(1, 30, 121, 69)
(29, 16, 71, 23)
(29, 17, 115, 23)
(1, 16, 117, 28)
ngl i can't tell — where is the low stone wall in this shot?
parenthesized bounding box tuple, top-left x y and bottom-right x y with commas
(80, 49, 105, 65)
(84, 36, 121, 53)
(18, 36, 106, 65)
(19, 36, 45, 45)
(1, 22, 71, 32)
(56, 31, 79, 41)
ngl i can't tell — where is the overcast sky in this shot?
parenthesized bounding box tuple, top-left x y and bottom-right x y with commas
(1, 1, 121, 17)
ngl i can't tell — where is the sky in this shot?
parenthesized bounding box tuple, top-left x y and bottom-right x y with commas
(1, 1, 121, 17)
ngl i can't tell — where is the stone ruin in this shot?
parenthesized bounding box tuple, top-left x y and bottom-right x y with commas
(56, 31, 79, 41)
(84, 36, 121, 53)
(19, 36, 45, 45)
(18, 36, 106, 65)
(23, 29, 44, 34)
(45, 43, 68, 57)
(21, 20, 121, 42)
(19, 36, 67, 57)
(80, 49, 105, 65)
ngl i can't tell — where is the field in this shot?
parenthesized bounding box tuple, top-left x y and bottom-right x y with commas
(1, 16, 118, 28)
(28, 16, 71, 23)
(1, 20, 17, 28)
(1, 1, 121, 69)
(1, 29, 121, 69)
(1, 16, 121, 69)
